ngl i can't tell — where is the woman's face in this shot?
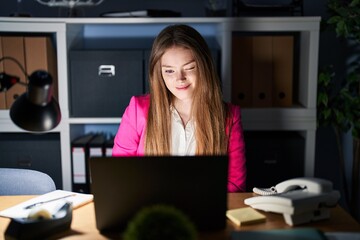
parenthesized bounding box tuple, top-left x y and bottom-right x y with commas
(161, 46, 197, 103)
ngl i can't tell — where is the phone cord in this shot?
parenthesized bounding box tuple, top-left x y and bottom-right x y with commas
(252, 186, 278, 196)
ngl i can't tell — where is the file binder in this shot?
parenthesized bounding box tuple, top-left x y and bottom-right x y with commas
(272, 36, 294, 107)
(88, 134, 106, 158)
(71, 134, 95, 193)
(232, 36, 253, 107)
(252, 36, 273, 107)
(104, 136, 114, 157)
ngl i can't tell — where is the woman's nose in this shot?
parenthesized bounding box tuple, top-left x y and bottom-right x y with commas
(176, 70, 186, 81)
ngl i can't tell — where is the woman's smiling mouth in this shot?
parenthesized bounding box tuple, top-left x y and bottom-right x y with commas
(176, 84, 190, 90)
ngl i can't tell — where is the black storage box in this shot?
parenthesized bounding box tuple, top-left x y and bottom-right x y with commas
(0, 133, 62, 189)
(69, 50, 144, 117)
(244, 131, 305, 191)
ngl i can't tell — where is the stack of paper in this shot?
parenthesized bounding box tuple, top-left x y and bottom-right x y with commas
(0, 190, 93, 219)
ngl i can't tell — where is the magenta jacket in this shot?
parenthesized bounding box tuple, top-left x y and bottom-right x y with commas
(112, 94, 247, 192)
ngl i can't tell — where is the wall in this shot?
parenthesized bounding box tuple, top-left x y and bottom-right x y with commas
(0, 0, 321, 18)
(1, 0, 208, 17)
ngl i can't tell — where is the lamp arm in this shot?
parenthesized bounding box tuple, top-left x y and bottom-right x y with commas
(0, 56, 30, 83)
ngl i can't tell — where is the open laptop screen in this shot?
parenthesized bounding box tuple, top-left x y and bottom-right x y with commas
(89, 155, 228, 233)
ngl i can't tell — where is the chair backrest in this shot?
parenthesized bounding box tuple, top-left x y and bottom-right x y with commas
(0, 168, 56, 195)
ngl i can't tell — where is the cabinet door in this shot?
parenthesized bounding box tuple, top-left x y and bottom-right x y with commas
(244, 131, 305, 191)
(0, 133, 62, 189)
(69, 50, 144, 117)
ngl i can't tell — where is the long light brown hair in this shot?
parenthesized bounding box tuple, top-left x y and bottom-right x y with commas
(145, 24, 229, 155)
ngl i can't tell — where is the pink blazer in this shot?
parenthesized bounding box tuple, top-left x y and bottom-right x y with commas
(113, 95, 247, 192)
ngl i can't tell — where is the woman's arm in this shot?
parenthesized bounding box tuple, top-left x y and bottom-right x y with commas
(112, 95, 149, 156)
(227, 104, 247, 192)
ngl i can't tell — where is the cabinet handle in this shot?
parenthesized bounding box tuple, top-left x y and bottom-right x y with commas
(98, 65, 115, 77)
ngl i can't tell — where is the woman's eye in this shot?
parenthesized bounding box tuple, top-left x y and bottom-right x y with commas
(164, 69, 174, 74)
(185, 66, 196, 71)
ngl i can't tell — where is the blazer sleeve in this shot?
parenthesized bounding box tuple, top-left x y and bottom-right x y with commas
(112, 96, 148, 156)
(227, 104, 247, 192)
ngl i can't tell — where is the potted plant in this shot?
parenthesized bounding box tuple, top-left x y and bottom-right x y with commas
(317, 0, 360, 219)
(123, 205, 197, 240)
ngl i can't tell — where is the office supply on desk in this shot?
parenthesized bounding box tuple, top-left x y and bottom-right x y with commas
(89, 156, 228, 233)
(245, 177, 340, 226)
(0, 190, 93, 219)
(226, 207, 266, 226)
(5, 202, 72, 240)
(24, 193, 76, 209)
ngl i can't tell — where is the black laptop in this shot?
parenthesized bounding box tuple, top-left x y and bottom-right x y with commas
(89, 155, 228, 234)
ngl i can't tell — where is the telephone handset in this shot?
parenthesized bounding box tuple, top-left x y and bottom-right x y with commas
(276, 177, 332, 194)
(244, 177, 340, 226)
(252, 177, 333, 195)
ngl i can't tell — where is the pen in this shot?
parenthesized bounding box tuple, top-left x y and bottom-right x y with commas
(24, 194, 77, 209)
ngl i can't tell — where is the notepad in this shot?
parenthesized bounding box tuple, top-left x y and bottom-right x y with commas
(0, 190, 93, 219)
(226, 207, 266, 226)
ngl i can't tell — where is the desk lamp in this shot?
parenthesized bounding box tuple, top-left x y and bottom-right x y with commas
(0, 56, 61, 132)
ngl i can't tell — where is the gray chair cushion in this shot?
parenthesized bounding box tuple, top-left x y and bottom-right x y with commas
(0, 168, 56, 195)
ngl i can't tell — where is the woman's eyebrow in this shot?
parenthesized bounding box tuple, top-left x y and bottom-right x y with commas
(161, 60, 196, 68)
(184, 60, 196, 66)
(161, 64, 173, 68)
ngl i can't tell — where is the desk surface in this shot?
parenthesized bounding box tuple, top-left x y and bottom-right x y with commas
(1, 193, 359, 239)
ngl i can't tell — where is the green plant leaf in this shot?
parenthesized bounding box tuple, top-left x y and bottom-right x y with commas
(327, 16, 342, 24)
(337, 20, 349, 37)
(350, 0, 360, 7)
(324, 108, 332, 120)
(318, 92, 329, 106)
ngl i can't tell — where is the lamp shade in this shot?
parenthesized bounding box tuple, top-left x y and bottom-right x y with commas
(10, 70, 61, 132)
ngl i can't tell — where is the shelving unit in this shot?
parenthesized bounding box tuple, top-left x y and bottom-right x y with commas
(0, 17, 320, 191)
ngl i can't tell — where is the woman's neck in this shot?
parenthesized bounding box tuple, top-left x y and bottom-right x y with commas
(174, 99, 192, 127)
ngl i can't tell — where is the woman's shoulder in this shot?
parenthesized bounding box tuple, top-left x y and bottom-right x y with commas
(226, 102, 241, 114)
(130, 94, 150, 109)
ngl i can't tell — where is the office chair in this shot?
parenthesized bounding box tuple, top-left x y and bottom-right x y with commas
(0, 168, 56, 195)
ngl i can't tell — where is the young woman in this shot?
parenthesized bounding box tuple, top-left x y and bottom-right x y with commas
(112, 24, 246, 192)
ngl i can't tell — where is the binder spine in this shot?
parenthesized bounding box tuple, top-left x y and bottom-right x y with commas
(71, 134, 95, 193)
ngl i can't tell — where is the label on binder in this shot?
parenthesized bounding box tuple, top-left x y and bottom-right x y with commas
(72, 147, 86, 183)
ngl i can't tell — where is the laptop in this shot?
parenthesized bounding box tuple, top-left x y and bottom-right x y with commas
(89, 155, 228, 234)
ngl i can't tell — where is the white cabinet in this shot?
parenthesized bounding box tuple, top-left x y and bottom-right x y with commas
(0, 17, 320, 191)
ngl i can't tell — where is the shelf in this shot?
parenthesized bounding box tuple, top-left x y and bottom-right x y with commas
(0, 17, 321, 191)
(241, 108, 316, 130)
(68, 118, 121, 124)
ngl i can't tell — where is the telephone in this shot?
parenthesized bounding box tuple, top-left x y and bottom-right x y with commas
(244, 177, 340, 226)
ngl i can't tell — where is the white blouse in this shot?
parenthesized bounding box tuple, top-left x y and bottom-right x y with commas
(170, 107, 196, 156)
